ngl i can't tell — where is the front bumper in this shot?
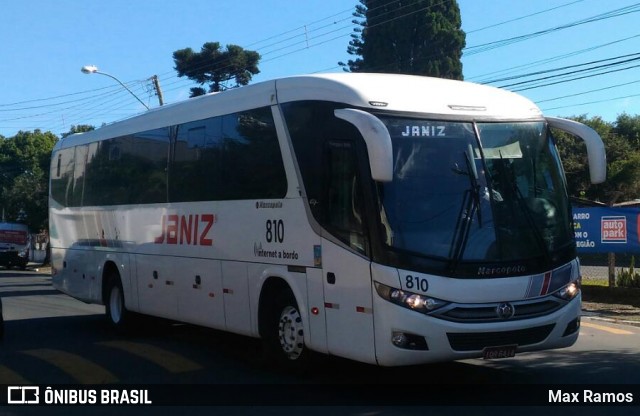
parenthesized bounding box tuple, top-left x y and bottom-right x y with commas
(373, 292, 581, 366)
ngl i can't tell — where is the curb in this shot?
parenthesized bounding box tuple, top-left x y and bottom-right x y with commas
(582, 312, 640, 328)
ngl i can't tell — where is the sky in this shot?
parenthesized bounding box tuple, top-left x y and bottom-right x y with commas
(1, 0, 639, 138)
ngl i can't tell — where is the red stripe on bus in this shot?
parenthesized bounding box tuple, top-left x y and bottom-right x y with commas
(540, 272, 552, 295)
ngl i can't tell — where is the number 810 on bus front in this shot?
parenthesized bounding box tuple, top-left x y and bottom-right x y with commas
(402, 274, 429, 293)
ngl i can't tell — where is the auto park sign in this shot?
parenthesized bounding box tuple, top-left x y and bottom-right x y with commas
(572, 207, 640, 253)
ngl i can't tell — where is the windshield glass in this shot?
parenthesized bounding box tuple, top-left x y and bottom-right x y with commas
(378, 117, 572, 265)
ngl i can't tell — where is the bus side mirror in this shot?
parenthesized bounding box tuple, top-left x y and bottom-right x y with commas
(546, 116, 606, 184)
(334, 108, 393, 182)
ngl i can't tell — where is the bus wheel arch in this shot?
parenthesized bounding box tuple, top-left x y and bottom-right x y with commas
(258, 277, 309, 370)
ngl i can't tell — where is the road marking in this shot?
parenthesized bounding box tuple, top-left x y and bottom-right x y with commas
(0, 365, 31, 384)
(99, 340, 202, 373)
(581, 321, 634, 335)
(22, 349, 118, 384)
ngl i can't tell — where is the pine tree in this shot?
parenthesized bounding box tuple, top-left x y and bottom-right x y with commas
(173, 42, 260, 97)
(341, 0, 465, 80)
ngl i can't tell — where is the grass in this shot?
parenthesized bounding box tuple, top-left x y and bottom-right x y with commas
(581, 284, 640, 307)
(582, 277, 609, 287)
(582, 276, 640, 307)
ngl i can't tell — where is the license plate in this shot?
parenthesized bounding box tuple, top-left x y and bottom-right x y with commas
(482, 345, 517, 359)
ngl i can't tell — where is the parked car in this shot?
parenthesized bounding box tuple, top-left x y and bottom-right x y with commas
(0, 222, 30, 270)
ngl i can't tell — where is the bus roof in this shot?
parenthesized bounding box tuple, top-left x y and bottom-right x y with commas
(55, 73, 543, 150)
(276, 73, 542, 119)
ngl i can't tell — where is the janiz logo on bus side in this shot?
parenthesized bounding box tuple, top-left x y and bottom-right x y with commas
(154, 214, 216, 246)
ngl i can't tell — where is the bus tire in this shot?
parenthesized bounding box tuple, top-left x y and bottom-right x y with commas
(105, 273, 132, 332)
(262, 289, 309, 372)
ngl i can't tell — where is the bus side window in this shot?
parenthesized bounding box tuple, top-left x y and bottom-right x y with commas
(325, 141, 367, 254)
(50, 148, 75, 207)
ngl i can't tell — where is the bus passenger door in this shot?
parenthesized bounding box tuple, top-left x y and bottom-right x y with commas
(320, 141, 376, 364)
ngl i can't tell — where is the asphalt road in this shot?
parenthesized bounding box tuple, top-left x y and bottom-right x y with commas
(1, 268, 639, 414)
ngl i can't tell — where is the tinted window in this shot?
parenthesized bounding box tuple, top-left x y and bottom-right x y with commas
(50, 148, 75, 206)
(325, 141, 367, 253)
(83, 128, 169, 206)
(169, 107, 287, 202)
(282, 101, 336, 218)
(282, 101, 368, 253)
(170, 116, 223, 202)
(71, 145, 89, 207)
(53, 107, 285, 207)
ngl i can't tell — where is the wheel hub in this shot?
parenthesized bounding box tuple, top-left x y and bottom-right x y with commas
(278, 306, 304, 360)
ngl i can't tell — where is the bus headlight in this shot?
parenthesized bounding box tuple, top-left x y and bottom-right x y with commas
(18, 248, 28, 258)
(374, 282, 448, 314)
(553, 280, 581, 301)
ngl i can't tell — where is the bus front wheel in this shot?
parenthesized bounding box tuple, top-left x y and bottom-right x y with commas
(262, 289, 309, 371)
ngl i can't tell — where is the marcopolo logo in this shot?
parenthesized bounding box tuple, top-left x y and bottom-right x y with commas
(601, 216, 627, 243)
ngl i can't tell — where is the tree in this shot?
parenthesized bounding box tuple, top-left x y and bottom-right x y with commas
(614, 113, 640, 150)
(173, 42, 260, 97)
(0, 130, 57, 231)
(62, 124, 95, 139)
(554, 115, 640, 205)
(341, 0, 465, 79)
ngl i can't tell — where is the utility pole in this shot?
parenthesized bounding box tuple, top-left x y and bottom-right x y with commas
(151, 75, 164, 106)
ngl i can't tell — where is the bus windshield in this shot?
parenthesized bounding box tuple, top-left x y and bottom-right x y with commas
(378, 117, 573, 266)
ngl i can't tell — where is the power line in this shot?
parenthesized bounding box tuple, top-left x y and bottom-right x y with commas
(512, 63, 640, 92)
(537, 79, 640, 104)
(542, 91, 640, 112)
(25, 1, 446, 131)
(482, 52, 640, 85)
(489, 54, 640, 90)
(160, 1, 450, 94)
(4, 2, 640, 135)
(465, 0, 585, 34)
(464, 2, 640, 56)
(157, 1, 452, 96)
(0, 0, 585, 114)
(347, 1, 640, 76)
(467, 32, 640, 83)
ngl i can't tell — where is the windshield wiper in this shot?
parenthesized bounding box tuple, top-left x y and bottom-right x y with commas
(449, 146, 482, 271)
(465, 145, 483, 228)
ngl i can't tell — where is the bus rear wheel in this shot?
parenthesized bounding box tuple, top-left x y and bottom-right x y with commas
(262, 289, 309, 372)
(105, 274, 132, 331)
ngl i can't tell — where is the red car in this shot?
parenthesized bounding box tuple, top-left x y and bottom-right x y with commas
(0, 222, 30, 270)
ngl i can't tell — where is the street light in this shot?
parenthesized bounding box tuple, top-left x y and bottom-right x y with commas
(81, 65, 150, 110)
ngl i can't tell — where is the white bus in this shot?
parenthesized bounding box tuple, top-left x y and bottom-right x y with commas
(50, 73, 606, 368)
